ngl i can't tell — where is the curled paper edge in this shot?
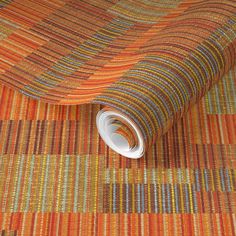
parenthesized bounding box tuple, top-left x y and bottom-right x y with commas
(96, 109, 145, 158)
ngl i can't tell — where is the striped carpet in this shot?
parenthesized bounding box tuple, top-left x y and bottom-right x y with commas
(0, 0, 236, 235)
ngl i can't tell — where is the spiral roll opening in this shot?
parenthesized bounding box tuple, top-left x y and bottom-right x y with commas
(96, 109, 145, 158)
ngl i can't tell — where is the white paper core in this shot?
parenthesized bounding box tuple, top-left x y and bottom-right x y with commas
(96, 109, 145, 158)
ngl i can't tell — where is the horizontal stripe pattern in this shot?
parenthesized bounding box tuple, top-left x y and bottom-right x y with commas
(1, 0, 235, 149)
(95, 0, 236, 146)
(0, 0, 236, 235)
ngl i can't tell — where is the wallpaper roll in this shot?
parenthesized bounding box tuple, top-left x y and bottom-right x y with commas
(0, 0, 236, 158)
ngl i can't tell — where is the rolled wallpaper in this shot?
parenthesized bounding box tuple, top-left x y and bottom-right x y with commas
(0, 0, 236, 158)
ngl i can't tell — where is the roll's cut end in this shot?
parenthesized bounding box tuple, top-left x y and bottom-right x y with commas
(96, 109, 145, 158)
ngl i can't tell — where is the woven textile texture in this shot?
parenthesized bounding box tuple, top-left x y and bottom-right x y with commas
(0, 65, 236, 236)
(0, 0, 236, 235)
(0, 0, 236, 151)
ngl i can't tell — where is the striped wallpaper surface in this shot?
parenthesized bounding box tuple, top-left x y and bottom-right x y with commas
(0, 0, 236, 235)
(0, 65, 235, 235)
(1, 0, 236, 150)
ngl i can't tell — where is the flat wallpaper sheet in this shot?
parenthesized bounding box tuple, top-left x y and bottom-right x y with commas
(0, 0, 235, 235)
